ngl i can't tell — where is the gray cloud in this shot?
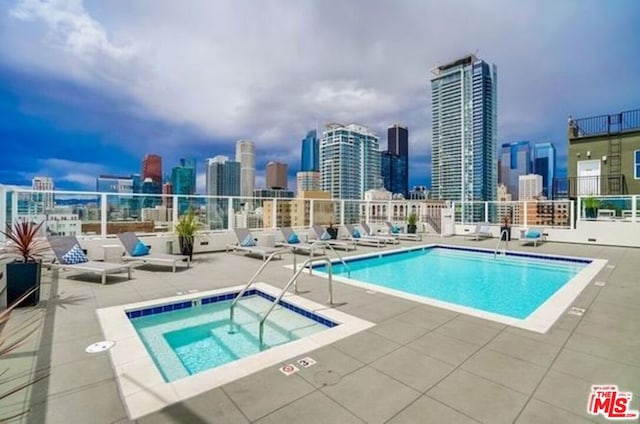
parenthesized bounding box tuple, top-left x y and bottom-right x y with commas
(2, 0, 640, 185)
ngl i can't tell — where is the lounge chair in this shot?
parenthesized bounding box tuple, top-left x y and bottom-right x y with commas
(383, 221, 422, 241)
(360, 223, 399, 244)
(310, 225, 356, 251)
(117, 232, 190, 273)
(276, 227, 326, 255)
(466, 224, 493, 241)
(521, 228, 546, 247)
(48, 236, 132, 285)
(344, 224, 385, 248)
(226, 228, 284, 260)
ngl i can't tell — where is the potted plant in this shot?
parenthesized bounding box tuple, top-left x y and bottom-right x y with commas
(1, 219, 48, 307)
(407, 213, 418, 234)
(500, 214, 511, 241)
(583, 197, 600, 219)
(326, 222, 338, 240)
(174, 211, 201, 260)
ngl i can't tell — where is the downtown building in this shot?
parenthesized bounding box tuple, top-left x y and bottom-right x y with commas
(320, 123, 381, 221)
(533, 143, 556, 199)
(171, 158, 197, 214)
(381, 124, 409, 197)
(206, 156, 241, 229)
(235, 140, 255, 198)
(297, 129, 321, 193)
(500, 141, 532, 200)
(431, 54, 497, 218)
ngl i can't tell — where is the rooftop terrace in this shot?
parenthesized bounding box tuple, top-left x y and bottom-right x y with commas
(1, 231, 639, 423)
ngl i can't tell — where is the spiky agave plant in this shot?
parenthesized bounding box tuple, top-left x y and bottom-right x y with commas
(0, 287, 49, 421)
(0, 219, 49, 263)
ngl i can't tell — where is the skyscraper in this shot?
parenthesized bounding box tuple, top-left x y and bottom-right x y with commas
(171, 163, 196, 214)
(320, 123, 381, 200)
(235, 140, 255, 198)
(206, 156, 241, 229)
(519, 174, 543, 200)
(500, 141, 532, 199)
(381, 124, 409, 196)
(179, 158, 197, 194)
(142, 154, 162, 184)
(266, 162, 288, 190)
(296, 171, 321, 193)
(533, 143, 556, 199)
(31, 176, 54, 212)
(431, 54, 497, 207)
(300, 130, 319, 172)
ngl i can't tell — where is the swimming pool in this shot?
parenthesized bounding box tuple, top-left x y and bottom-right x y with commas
(311, 245, 606, 332)
(130, 291, 335, 382)
(97, 283, 373, 419)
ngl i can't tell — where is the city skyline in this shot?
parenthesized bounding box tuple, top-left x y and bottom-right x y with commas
(1, 1, 639, 192)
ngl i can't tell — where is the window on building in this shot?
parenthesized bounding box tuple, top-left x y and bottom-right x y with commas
(635, 150, 640, 179)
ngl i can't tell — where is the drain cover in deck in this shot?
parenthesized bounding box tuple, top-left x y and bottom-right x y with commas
(567, 307, 586, 316)
(86, 341, 116, 353)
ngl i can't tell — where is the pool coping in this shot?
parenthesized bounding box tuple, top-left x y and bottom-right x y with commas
(96, 282, 374, 420)
(292, 243, 607, 334)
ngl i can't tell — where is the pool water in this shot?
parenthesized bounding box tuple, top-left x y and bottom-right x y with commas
(130, 294, 330, 382)
(315, 247, 587, 319)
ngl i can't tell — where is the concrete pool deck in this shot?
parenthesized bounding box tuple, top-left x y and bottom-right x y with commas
(1, 234, 639, 423)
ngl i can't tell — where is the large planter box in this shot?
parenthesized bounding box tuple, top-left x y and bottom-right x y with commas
(6, 262, 41, 307)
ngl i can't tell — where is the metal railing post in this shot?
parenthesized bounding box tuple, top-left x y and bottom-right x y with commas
(340, 200, 345, 226)
(523, 201, 528, 227)
(100, 194, 108, 238)
(484, 202, 489, 223)
(172, 195, 179, 228)
(365, 201, 370, 224)
(632, 195, 637, 223)
(11, 190, 18, 225)
(309, 199, 314, 227)
(570, 199, 575, 228)
(227, 197, 234, 230)
(272, 198, 278, 229)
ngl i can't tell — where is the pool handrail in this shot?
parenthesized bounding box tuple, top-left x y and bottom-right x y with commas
(229, 248, 292, 328)
(258, 256, 334, 348)
(494, 229, 510, 258)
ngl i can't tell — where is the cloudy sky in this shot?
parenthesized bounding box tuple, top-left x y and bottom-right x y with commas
(1, 0, 639, 192)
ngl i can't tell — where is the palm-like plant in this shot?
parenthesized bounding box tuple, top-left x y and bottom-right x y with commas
(0, 287, 49, 421)
(1, 219, 49, 263)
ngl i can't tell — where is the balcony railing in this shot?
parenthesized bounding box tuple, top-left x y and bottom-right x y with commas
(570, 108, 640, 138)
(553, 175, 627, 198)
(1, 187, 637, 243)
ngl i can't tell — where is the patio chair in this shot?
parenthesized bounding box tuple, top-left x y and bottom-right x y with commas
(343, 224, 385, 248)
(117, 232, 190, 273)
(310, 225, 356, 251)
(226, 228, 284, 260)
(466, 224, 493, 241)
(521, 228, 546, 247)
(360, 222, 399, 244)
(276, 227, 326, 256)
(48, 236, 132, 285)
(383, 221, 422, 241)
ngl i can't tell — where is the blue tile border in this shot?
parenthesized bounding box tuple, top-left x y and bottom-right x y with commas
(125, 289, 337, 328)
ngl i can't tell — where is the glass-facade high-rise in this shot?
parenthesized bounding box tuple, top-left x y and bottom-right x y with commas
(381, 124, 409, 196)
(171, 163, 196, 214)
(533, 142, 556, 199)
(206, 156, 240, 229)
(500, 141, 531, 200)
(381, 152, 407, 197)
(320, 123, 381, 222)
(431, 55, 497, 213)
(300, 130, 319, 172)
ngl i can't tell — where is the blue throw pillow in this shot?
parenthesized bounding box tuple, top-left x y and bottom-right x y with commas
(132, 240, 150, 256)
(287, 233, 300, 244)
(320, 230, 331, 240)
(526, 231, 541, 239)
(62, 243, 89, 264)
(392, 226, 401, 234)
(352, 229, 361, 238)
(240, 234, 256, 247)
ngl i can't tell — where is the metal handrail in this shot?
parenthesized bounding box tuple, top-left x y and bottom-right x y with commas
(309, 240, 350, 278)
(493, 229, 510, 258)
(229, 248, 291, 329)
(258, 256, 333, 347)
